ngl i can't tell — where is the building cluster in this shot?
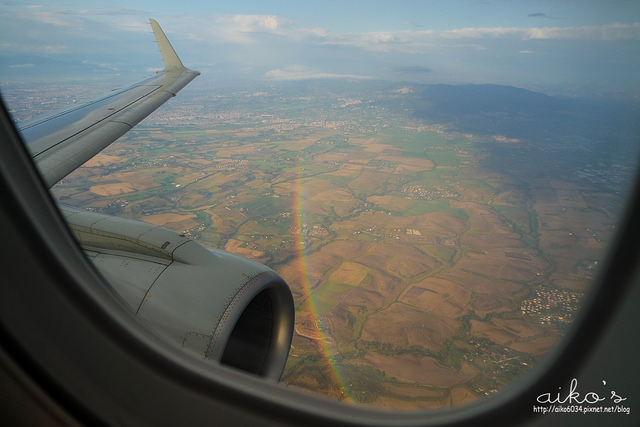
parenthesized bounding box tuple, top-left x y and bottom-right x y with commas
(215, 158, 249, 169)
(520, 288, 584, 325)
(464, 338, 530, 397)
(401, 184, 461, 201)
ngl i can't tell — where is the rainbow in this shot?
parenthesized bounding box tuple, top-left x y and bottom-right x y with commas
(292, 170, 353, 403)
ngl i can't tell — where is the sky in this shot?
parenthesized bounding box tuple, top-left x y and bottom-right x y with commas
(1, 0, 640, 97)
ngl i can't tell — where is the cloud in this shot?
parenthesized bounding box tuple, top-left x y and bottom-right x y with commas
(436, 23, 640, 41)
(393, 65, 433, 74)
(264, 65, 372, 81)
(1, 41, 69, 54)
(2, 7, 638, 95)
(70, 7, 144, 16)
(25, 9, 82, 27)
(298, 22, 640, 56)
(209, 14, 294, 43)
(528, 12, 563, 20)
(81, 60, 120, 72)
(215, 14, 292, 33)
(406, 21, 425, 28)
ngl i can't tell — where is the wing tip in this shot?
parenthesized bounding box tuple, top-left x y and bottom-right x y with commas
(149, 18, 185, 72)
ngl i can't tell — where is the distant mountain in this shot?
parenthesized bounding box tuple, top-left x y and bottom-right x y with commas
(0, 55, 89, 80)
(0, 53, 147, 83)
(412, 83, 640, 146)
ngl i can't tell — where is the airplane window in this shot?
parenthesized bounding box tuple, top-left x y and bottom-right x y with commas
(1, 0, 639, 413)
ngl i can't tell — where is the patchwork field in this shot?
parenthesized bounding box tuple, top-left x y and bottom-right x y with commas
(50, 85, 630, 410)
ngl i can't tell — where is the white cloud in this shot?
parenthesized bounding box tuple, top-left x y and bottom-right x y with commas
(208, 14, 294, 43)
(305, 22, 640, 54)
(437, 22, 640, 41)
(27, 10, 81, 27)
(81, 60, 120, 72)
(264, 65, 372, 81)
(217, 14, 290, 32)
(1, 7, 638, 94)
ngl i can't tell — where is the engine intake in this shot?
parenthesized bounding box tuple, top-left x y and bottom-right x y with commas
(61, 205, 295, 381)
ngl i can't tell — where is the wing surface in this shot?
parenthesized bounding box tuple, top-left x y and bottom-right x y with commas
(18, 19, 200, 188)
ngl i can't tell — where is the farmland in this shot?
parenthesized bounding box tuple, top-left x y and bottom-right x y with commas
(46, 80, 635, 408)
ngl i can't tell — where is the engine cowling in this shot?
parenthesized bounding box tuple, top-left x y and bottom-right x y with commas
(60, 205, 294, 381)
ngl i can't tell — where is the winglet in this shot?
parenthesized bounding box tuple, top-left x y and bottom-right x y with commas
(149, 18, 185, 72)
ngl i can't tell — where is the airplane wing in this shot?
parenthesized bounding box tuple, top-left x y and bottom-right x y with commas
(10, 19, 295, 381)
(18, 18, 200, 188)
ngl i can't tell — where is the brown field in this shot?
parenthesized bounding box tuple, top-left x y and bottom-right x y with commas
(450, 387, 479, 406)
(332, 238, 441, 279)
(378, 155, 435, 170)
(139, 213, 198, 229)
(392, 164, 422, 175)
(508, 334, 562, 357)
(491, 189, 525, 207)
(451, 201, 509, 233)
(179, 192, 218, 210)
(325, 304, 361, 344)
(471, 293, 511, 314)
(383, 249, 439, 279)
(314, 152, 349, 163)
(552, 278, 593, 291)
(185, 157, 212, 165)
(497, 260, 543, 282)
(357, 270, 405, 307)
(107, 171, 159, 190)
(339, 288, 386, 312)
(370, 396, 447, 411)
(83, 153, 126, 167)
(348, 137, 383, 147)
(362, 143, 398, 153)
(329, 261, 371, 286)
(310, 188, 353, 202)
(361, 304, 457, 352)
(299, 199, 336, 217)
(349, 171, 392, 192)
(215, 145, 263, 157)
(401, 286, 466, 319)
(65, 190, 101, 201)
(351, 353, 479, 387)
(167, 219, 199, 231)
(293, 311, 326, 341)
(491, 317, 544, 339)
(333, 211, 465, 243)
(400, 278, 471, 320)
(225, 238, 266, 259)
(469, 320, 519, 345)
(208, 206, 249, 235)
(328, 163, 365, 176)
(456, 248, 545, 284)
(272, 180, 297, 196)
(90, 182, 136, 196)
(382, 384, 444, 401)
(438, 269, 525, 314)
(367, 195, 414, 212)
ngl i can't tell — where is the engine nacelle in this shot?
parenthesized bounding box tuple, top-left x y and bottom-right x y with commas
(60, 206, 294, 381)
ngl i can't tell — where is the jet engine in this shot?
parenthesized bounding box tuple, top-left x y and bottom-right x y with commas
(60, 206, 294, 381)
